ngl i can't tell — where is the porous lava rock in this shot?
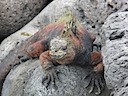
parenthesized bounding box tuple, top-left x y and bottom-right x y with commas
(101, 12, 128, 96)
(0, 0, 52, 42)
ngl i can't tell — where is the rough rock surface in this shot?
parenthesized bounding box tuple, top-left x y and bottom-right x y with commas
(0, 0, 128, 96)
(0, 0, 52, 42)
(101, 12, 128, 96)
(2, 60, 109, 96)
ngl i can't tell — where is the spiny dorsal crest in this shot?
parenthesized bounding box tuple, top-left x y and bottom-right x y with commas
(59, 10, 77, 38)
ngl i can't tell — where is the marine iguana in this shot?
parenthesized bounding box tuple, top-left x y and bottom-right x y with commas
(0, 10, 104, 95)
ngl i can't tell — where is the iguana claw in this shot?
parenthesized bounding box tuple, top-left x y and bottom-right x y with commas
(83, 71, 105, 95)
(42, 68, 60, 89)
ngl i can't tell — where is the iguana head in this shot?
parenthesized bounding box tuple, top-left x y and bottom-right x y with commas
(49, 36, 75, 64)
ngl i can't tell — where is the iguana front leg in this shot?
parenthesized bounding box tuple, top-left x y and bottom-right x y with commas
(25, 39, 47, 57)
(11, 39, 47, 69)
(84, 51, 104, 95)
(39, 51, 59, 88)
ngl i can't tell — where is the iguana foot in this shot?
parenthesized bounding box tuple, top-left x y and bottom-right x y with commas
(85, 50, 104, 94)
(83, 69, 105, 95)
(42, 68, 60, 89)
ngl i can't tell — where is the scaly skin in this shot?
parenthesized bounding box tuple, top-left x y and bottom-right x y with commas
(0, 10, 104, 95)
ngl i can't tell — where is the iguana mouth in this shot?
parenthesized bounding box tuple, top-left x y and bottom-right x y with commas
(49, 51, 66, 59)
(50, 54, 65, 59)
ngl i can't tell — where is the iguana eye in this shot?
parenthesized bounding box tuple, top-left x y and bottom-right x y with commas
(62, 46, 67, 50)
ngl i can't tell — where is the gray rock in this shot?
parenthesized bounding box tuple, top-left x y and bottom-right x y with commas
(100, 12, 128, 96)
(106, 0, 128, 12)
(75, 0, 128, 34)
(74, 0, 128, 46)
(0, 0, 52, 42)
(1, 0, 128, 96)
(2, 60, 109, 96)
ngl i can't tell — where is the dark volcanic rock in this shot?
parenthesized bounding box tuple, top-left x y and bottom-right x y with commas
(0, 0, 52, 42)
